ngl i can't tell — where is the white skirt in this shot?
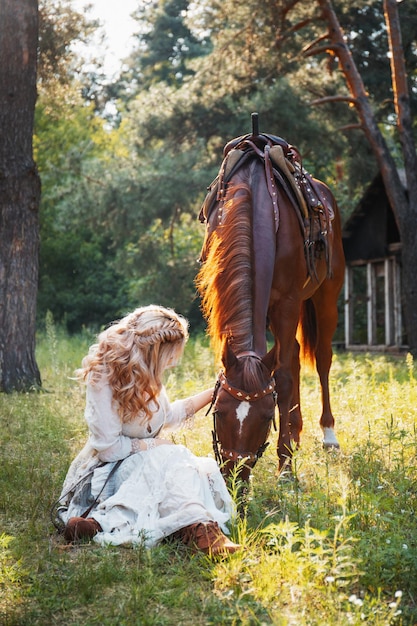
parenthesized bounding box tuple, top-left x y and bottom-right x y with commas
(59, 444, 234, 547)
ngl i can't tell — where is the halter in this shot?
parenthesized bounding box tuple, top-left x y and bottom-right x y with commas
(219, 371, 275, 402)
(208, 369, 278, 470)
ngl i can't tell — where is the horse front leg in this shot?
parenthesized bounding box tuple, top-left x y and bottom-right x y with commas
(275, 366, 296, 471)
(289, 338, 303, 446)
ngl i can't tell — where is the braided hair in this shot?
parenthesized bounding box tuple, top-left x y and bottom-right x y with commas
(76, 305, 189, 422)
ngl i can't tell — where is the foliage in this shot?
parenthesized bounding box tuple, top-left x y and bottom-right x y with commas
(1, 330, 417, 623)
(120, 212, 206, 330)
(336, 0, 417, 120)
(34, 78, 129, 331)
(133, 0, 211, 88)
(34, 0, 416, 332)
(38, 0, 101, 86)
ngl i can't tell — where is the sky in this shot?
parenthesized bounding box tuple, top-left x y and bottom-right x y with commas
(71, 0, 139, 76)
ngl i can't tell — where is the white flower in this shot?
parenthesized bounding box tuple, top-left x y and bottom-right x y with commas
(395, 590, 403, 598)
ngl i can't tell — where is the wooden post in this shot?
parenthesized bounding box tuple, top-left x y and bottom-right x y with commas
(384, 258, 392, 345)
(344, 267, 353, 347)
(367, 263, 377, 345)
(393, 258, 402, 346)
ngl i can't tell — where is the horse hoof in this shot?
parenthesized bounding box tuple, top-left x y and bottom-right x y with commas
(323, 441, 340, 451)
(321, 427, 340, 450)
(277, 468, 294, 483)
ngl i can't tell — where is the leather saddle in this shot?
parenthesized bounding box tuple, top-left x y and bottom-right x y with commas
(198, 131, 334, 279)
(199, 132, 333, 227)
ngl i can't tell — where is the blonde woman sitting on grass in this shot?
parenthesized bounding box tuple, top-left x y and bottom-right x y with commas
(56, 305, 240, 556)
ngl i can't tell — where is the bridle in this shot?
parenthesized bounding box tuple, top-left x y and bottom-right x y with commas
(207, 368, 278, 470)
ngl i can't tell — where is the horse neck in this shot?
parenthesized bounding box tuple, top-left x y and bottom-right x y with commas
(250, 162, 277, 355)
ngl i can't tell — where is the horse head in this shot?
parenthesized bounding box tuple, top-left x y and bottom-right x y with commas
(211, 342, 277, 484)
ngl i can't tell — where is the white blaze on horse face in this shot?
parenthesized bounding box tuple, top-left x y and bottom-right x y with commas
(322, 427, 340, 449)
(235, 401, 251, 434)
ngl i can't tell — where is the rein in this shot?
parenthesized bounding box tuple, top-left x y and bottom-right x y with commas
(208, 369, 278, 469)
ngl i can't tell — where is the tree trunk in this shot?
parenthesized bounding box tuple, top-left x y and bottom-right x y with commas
(383, 0, 417, 351)
(0, 0, 42, 391)
(312, 0, 417, 353)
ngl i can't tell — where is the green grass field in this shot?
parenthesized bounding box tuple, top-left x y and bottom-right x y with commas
(1, 325, 417, 625)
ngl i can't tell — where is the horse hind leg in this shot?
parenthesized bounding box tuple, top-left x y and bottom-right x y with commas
(300, 297, 340, 451)
(319, 367, 340, 450)
(289, 337, 340, 452)
(314, 324, 340, 450)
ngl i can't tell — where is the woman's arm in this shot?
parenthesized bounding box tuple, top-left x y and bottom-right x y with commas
(86, 382, 133, 462)
(163, 387, 215, 429)
(186, 388, 214, 413)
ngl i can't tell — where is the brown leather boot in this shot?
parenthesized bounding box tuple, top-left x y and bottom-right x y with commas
(174, 522, 241, 556)
(63, 517, 102, 542)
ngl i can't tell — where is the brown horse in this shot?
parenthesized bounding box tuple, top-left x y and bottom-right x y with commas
(196, 125, 345, 483)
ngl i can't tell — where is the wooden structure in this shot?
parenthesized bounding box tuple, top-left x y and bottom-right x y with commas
(342, 172, 407, 350)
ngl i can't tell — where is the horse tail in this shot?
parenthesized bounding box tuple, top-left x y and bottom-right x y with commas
(297, 299, 317, 368)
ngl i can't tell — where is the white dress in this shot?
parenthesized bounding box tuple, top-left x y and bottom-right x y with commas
(57, 379, 233, 547)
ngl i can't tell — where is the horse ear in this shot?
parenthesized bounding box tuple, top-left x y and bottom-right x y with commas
(222, 341, 238, 369)
(262, 345, 278, 375)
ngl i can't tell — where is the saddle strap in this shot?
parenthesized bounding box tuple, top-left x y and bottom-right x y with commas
(80, 458, 124, 519)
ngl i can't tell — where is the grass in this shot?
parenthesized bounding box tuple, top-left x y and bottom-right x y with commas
(1, 323, 417, 625)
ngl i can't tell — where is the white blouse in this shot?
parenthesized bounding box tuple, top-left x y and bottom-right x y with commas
(85, 381, 192, 462)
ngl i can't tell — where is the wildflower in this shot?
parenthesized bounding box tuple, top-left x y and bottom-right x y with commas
(395, 590, 403, 598)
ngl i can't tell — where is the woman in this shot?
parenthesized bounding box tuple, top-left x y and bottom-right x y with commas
(56, 305, 240, 556)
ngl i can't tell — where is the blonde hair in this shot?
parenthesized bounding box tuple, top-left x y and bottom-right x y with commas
(76, 305, 189, 422)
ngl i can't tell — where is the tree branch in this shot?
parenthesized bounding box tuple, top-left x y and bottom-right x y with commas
(337, 123, 363, 132)
(310, 95, 357, 106)
(303, 43, 340, 57)
(286, 18, 316, 34)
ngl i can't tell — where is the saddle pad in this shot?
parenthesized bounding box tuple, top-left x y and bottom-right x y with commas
(269, 145, 308, 219)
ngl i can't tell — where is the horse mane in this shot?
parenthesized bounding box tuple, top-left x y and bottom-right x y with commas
(196, 182, 253, 364)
